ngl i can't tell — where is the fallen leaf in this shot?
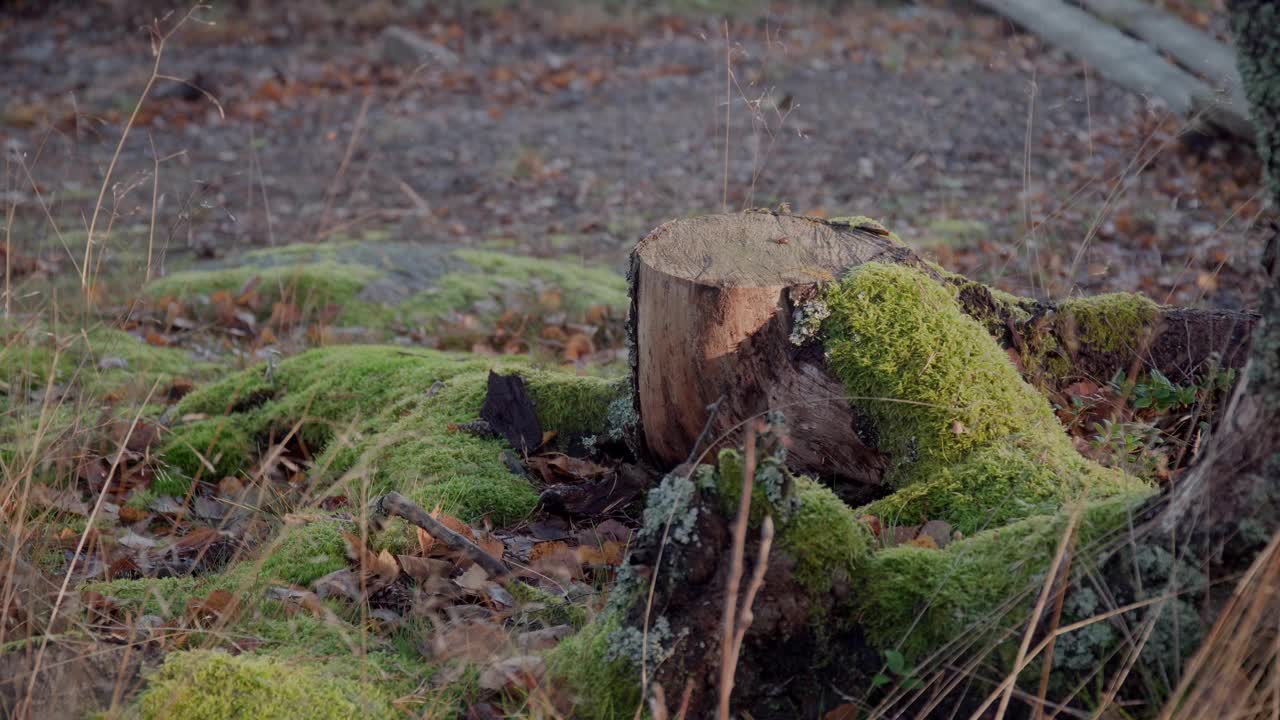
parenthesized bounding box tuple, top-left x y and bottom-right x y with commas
(524, 453, 611, 484)
(425, 621, 508, 663)
(479, 655, 545, 692)
(342, 531, 400, 593)
(454, 564, 491, 593)
(398, 555, 452, 583)
(563, 333, 594, 362)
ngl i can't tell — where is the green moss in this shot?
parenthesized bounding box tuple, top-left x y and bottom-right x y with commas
(144, 262, 386, 327)
(168, 346, 622, 522)
(0, 342, 69, 388)
(0, 327, 215, 403)
(81, 576, 203, 617)
(778, 477, 872, 595)
(138, 650, 396, 720)
(859, 492, 1152, 662)
(1054, 292, 1160, 354)
(923, 218, 991, 247)
(258, 519, 351, 586)
(81, 329, 216, 395)
(545, 616, 641, 720)
(159, 418, 255, 482)
(712, 446, 872, 596)
(822, 263, 1146, 531)
(404, 249, 626, 321)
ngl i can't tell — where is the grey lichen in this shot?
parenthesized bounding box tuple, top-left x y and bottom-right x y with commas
(641, 472, 699, 545)
(605, 616, 677, 668)
(605, 394, 638, 442)
(789, 299, 832, 346)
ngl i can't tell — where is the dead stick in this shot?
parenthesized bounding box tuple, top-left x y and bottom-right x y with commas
(375, 491, 512, 582)
(718, 425, 757, 720)
(729, 516, 774, 672)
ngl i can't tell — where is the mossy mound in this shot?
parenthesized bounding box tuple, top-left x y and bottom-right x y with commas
(1054, 292, 1160, 354)
(712, 445, 872, 595)
(403, 248, 627, 320)
(138, 649, 397, 720)
(143, 242, 628, 338)
(821, 263, 1148, 531)
(160, 345, 624, 522)
(0, 326, 216, 401)
(145, 261, 388, 328)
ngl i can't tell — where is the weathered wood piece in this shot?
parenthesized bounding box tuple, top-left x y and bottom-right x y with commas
(973, 0, 1254, 139)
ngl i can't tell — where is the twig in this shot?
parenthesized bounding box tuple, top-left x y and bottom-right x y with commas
(718, 425, 758, 720)
(730, 515, 773, 671)
(82, 6, 205, 300)
(374, 491, 511, 582)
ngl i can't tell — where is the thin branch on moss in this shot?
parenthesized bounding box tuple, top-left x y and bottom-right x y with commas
(374, 491, 512, 582)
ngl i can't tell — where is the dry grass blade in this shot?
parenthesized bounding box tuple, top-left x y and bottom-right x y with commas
(972, 507, 1081, 720)
(1159, 528, 1280, 720)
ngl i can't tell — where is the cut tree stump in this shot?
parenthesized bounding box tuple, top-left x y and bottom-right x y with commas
(629, 212, 1256, 492)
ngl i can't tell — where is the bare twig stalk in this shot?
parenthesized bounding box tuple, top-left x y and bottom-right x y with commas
(81, 7, 203, 301)
(718, 425, 757, 720)
(729, 516, 774, 672)
(146, 134, 160, 283)
(722, 20, 730, 213)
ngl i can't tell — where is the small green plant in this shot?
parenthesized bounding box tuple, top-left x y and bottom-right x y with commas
(1090, 419, 1165, 478)
(871, 649, 922, 690)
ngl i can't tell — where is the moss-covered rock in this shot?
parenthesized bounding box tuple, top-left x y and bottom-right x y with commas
(138, 650, 397, 720)
(143, 243, 628, 339)
(404, 249, 627, 321)
(821, 263, 1147, 531)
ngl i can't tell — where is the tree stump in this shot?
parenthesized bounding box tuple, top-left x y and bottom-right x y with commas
(631, 213, 925, 497)
(629, 212, 1257, 498)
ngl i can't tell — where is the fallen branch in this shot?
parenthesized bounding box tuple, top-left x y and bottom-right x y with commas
(372, 491, 512, 583)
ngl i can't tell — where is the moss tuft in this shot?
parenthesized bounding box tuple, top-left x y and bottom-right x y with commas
(160, 418, 255, 483)
(138, 650, 396, 720)
(258, 519, 352, 587)
(145, 262, 386, 327)
(545, 616, 642, 720)
(822, 263, 1146, 531)
(1054, 292, 1160, 354)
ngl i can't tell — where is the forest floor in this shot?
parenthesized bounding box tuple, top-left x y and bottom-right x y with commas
(2, 0, 1272, 305)
(0, 1, 1275, 718)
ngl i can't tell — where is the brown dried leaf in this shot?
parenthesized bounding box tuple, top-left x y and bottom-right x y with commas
(479, 655, 545, 692)
(398, 555, 452, 583)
